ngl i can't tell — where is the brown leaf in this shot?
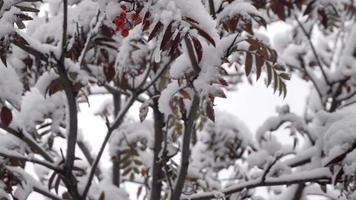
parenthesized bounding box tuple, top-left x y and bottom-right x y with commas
(1, 106, 12, 127)
(99, 192, 105, 200)
(270, 0, 286, 20)
(245, 52, 253, 76)
(46, 78, 64, 96)
(255, 55, 264, 80)
(191, 25, 216, 47)
(192, 37, 203, 62)
(148, 22, 162, 41)
(266, 62, 273, 87)
(280, 73, 290, 80)
(169, 32, 181, 56)
(303, 0, 316, 16)
(206, 102, 215, 122)
(160, 22, 174, 50)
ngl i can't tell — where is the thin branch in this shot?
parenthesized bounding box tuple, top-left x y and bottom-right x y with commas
(58, 0, 80, 198)
(0, 125, 53, 162)
(149, 98, 165, 200)
(185, 168, 331, 200)
(0, 151, 60, 171)
(140, 61, 172, 92)
(33, 187, 62, 200)
(81, 95, 136, 198)
(171, 94, 200, 200)
(294, 15, 330, 85)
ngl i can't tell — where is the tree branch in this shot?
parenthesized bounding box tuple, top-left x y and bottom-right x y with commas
(81, 95, 136, 198)
(185, 168, 331, 200)
(0, 125, 53, 162)
(57, 0, 80, 198)
(33, 187, 62, 200)
(171, 94, 200, 200)
(0, 150, 60, 171)
(294, 15, 330, 85)
(149, 97, 165, 200)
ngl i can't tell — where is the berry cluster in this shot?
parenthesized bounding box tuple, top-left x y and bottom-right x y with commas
(113, 5, 142, 38)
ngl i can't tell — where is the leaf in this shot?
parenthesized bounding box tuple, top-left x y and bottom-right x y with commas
(160, 22, 173, 50)
(99, 192, 105, 200)
(191, 25, 216, 46)
(303, 0, 316, 16)
(54, 175, 61, 194)
(137, 186, 143, 199)
(0, 52, 7, 67)
(48, 172, 57, 190)
(219, 78, 229, 86)
(273, 70, 279, 93)
(46, 78, 64, 96)
(245, 52, 253, 76)
(15, 13, 33, 21)
(319, 183, 327, 193)
(270, 0, 286, 20)
(280, 73, 290, 80)
(266, 62, 273, 87)
(1, 106, 12, 127)
(206, 102, 215, 122)
(255, 55, 264, 80)
(179, 90, 191, 100)
(139, 100, 150, 122)
(14, 5, 40, 12)
(169, 32, 181, 56)
(192, 37, 203, 62)
(148, 22, 163, 41)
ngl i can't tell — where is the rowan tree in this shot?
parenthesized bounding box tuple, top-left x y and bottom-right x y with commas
(0, 0, 356, 200)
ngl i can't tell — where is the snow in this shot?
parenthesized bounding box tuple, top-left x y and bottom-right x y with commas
(0, 62, 23, 109)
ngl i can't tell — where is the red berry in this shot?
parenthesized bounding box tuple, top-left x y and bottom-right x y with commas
(121, 29, 129, 37)
(114, 16, 125, 28)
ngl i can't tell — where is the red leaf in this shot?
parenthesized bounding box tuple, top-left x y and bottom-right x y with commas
(270, 0, 286, 21)
(1, 106, 13, 127)
(160, 22, 174, 50)
(148, 22, 162, 41)
(191, 37, 203, 62)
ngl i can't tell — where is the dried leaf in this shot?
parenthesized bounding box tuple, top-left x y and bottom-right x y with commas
(179, 90, 191, 100)
(206, 102, 215, 122)
(255, 55, 264, 80)
(148, 22, 163, 41)
(245, 52, 253, 76)
(160, 22, 173, 50)
(266, 62, 273, 87)
(1, 106, 12, 127)
(192, 37, 203, 62)
(139, 100, 150, 122)
(99, 192, 105, 200)
(280, 73, 290, 80)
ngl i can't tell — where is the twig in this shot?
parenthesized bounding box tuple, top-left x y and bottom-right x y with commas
(185, 168, 331, 200)
(81, 95, 136, 198)
(294, 15, 330, 85)
(33, 187, 62, 200)
(0, 151, 60, 171)
(0, 125, 53, 162)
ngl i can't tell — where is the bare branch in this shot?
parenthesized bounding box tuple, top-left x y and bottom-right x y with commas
(185, 168, 331, 200)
